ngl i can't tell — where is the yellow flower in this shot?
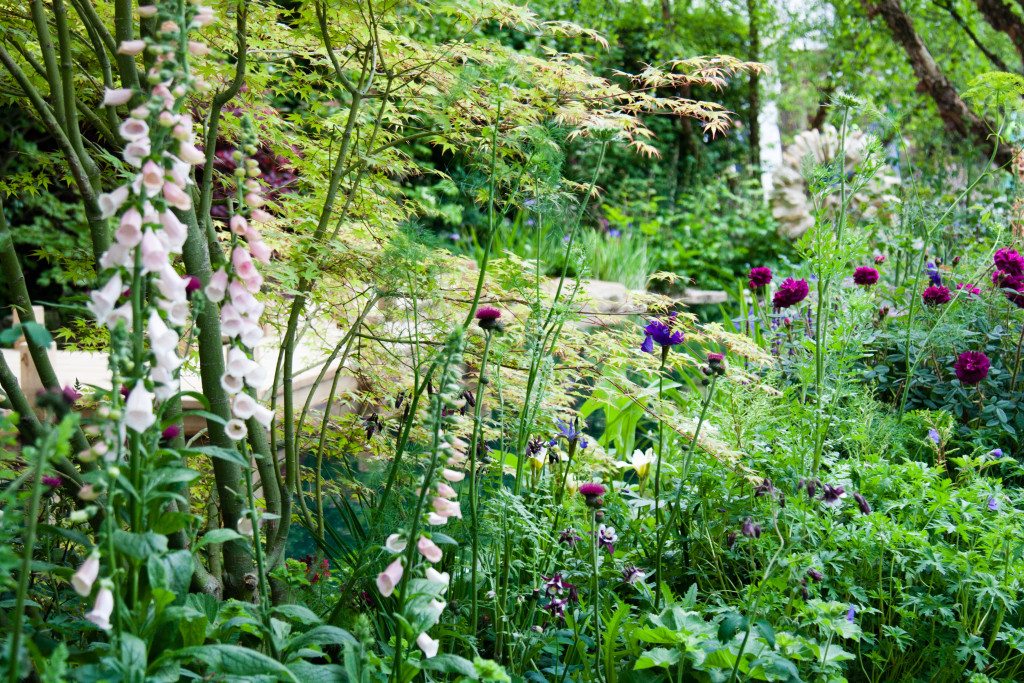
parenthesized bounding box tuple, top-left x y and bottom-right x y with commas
(616, 448, 655, 480)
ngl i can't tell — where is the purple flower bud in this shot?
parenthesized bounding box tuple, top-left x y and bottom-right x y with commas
(162, 424, 182, 441)
(807, 568, 824, 582)
(852, 492, 872, 515)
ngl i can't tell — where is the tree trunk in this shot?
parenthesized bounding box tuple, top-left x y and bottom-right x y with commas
(864, 0, 1016, 168)
(974, 0, 1024, 68)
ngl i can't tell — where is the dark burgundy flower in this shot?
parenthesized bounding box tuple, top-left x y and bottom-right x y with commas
(772, 278, 810, 309)
(853, 266, 879, 287)
(994, 248, 1024, 276)
(475, 306, 502, 331)
(726, 531, 738, 548)
(641, 313, 684, 353)
(852, 492, 872, 515)
(992, 269, 1024, 307)
(754, 478, 775, 498)
(748, 266, 773, 289)
(922, 285, 951, 306)
(162, 424, 182, 441)
(954, 351, 990, 385)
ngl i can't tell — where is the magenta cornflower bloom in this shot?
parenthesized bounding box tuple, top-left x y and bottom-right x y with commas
(922, 285, 951, 306)
(772, 278, 809, 308)
(707, 352, 725, 363)
(994, 248, 1024, 276)
(42, 475, 62, 489)
(162, 424, 182, 441)
(748, 266, 772, 289)
(954, 351, 990, 385)
(474, 306, 502, 331)
(853, 266, 879, 287)
(640, 313, 684, 354)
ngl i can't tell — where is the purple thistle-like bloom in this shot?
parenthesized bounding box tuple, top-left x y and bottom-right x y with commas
(852, 492, 872, 515)
(641, 313, 684, 354)
(987, 496, 999, 512)
(42, 475, 62, 489)
(579, 481, 606, 508)
(954, 351, 990, 385)
(475, 306, 502, 331)
(748, 266, 773, 290)
(853, 266, 879, 287)
(559, 528, 582, 547)
(772, 278, 810, 309)
(162, 424, 182, 441)
(995, 248, 1024, 276)
(821, 484, 846, 507)
(922, 285, 951, 306)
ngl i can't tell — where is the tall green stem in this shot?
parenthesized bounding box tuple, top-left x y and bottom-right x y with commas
(653, 348, 668, 609)
(468, 330, 494, 640)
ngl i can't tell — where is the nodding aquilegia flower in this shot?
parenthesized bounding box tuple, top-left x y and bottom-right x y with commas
(926, 262, 942, 286)
(748, 266, 772, 290)
(954, 351, 990, 385)
(597, 524, 618, 554)
(853, 266, 879, 287)
(559, 528, 582, 547)
(640, 312, 684, 354)
(772, 278, 809, 309)
(821, 484, 846, 507)
(622, 565, 646, 585)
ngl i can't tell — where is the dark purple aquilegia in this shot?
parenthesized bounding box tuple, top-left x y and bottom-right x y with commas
(640, 312, 684, 354)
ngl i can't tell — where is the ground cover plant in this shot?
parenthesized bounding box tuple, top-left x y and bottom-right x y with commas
(3, 0, 1024, 682)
